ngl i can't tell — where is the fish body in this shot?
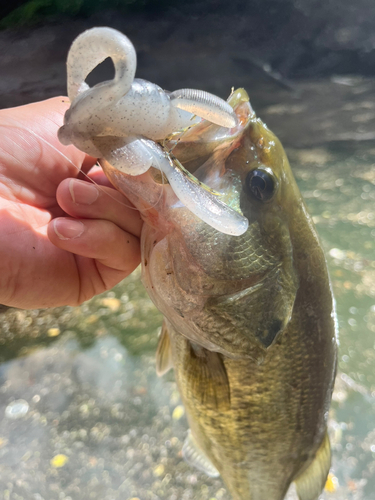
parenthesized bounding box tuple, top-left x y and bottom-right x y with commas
(101, 89, 337, 500)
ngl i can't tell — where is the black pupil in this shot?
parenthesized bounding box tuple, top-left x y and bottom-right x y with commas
(247, 169, 274, 201)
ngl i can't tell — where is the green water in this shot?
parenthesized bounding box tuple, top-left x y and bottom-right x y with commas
(0, 96, 374, 500)
(290, 143, 375, 500)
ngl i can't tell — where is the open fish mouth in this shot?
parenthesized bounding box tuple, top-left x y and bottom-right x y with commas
(110, 88, 255, 236)
(152, 88, 255, 235)
(144, 136, 250, 236)
(100, 88, 255, 237)
(58, 26, 254, 236)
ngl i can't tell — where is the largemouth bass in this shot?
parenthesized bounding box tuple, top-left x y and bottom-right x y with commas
(102, 91, 337, 500)
(59, 28, 338, 500)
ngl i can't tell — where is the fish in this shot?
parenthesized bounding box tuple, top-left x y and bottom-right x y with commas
(99, 89, 338, 500)
(59, 28, 338, 500)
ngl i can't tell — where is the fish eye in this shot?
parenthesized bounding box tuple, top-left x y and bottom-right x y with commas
(245, 168, 276, 202)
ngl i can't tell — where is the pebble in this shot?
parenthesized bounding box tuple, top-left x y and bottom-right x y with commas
(172, 405, 185, 420)
(47, 328, 60, 337)
(5, 399, 29, 419)
(153, 464, 165, 477)
(101, 298, 121, 311)
(329, 248, 346, 260)
(50, 454, 69, 468)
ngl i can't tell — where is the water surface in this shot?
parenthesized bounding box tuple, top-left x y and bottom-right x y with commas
(0, 79, 374, 500)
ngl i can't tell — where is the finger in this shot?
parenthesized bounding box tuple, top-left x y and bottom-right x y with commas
(47, 217, 141, 290)
(0, 97, 97, 185)
(56, 178, 143, 237)
(79, 154, 99, 177)
(80, 163, 115, 188)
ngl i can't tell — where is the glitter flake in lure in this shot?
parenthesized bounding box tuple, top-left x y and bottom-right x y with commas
(58, 27, 248, 236)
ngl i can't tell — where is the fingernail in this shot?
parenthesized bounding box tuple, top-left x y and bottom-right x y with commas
(54, 219, 84, 240)
(69, 179, 99, 205)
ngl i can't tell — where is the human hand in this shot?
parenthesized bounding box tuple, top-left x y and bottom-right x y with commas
(0, 97, 143, 309)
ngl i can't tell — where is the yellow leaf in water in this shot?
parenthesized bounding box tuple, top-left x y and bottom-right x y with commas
(325, 473, 338, 493)
(172, 405, 185, 420)
(153, 464, 165, 477)
(50, 454, 68, 468)
(86, 314, 99, 324)
(101, 298, 121, 311)
(47, 328, 60, 337)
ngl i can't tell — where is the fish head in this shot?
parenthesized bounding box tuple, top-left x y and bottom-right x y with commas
(103, 89, 309, 357)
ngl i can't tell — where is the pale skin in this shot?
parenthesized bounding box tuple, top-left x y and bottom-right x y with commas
(0, 97, 143, 310)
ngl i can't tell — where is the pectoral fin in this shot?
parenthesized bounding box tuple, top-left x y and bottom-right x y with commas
(156, 322, 173, 376)
(182, 430, 220, 478)
(294, 432, 331, 500)
(184, 343, 231, 410)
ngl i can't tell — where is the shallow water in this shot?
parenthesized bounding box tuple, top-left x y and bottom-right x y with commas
(0, 80, 374, 500)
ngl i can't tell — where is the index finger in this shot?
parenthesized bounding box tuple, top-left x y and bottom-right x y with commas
(0, 96, 96, 178)
(0, 97, 97, 205)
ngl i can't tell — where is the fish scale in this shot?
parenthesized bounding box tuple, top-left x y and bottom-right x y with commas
(178, 221, 281, 280)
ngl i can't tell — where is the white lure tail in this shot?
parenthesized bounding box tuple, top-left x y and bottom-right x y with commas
(58, 27, 248, 236)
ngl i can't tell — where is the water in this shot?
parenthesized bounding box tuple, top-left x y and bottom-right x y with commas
(289, 143, 375, 500)
(0, 81, 374, 499)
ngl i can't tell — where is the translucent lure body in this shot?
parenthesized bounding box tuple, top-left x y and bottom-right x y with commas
(58, 27, 248, 236)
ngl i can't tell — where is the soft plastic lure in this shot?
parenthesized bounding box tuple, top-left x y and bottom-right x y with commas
(58, 27, 248, 236)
